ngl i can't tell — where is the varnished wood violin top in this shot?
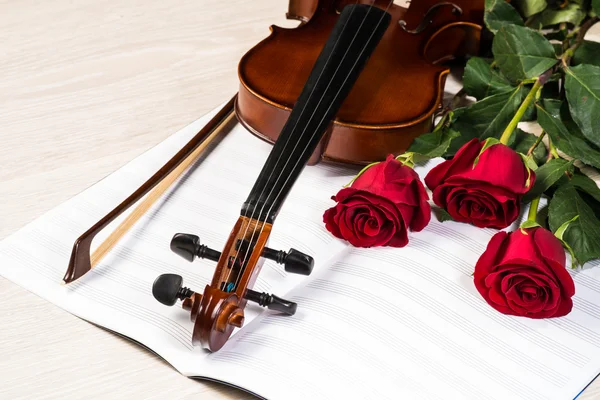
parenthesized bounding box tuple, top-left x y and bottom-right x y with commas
(236, 0, 484, 165)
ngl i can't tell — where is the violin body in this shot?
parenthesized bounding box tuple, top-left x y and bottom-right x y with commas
(236, 0, 484, 165)
(65, 1, 486, 353)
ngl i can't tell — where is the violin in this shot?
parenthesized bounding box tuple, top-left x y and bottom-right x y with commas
(63, 0, 484, 352)
(238, 0, 484, 165)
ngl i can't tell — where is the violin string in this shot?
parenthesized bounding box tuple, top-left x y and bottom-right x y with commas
(222, 0, 361, 288)
(233, 0, 392, 290)
(232, 0, 394, 291)
(230, 0, 379, 288)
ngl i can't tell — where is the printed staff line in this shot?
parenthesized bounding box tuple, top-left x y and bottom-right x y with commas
(261, 316, 441, 400)
(354, 249, 470, 279)
(68, 281, 194, 349)
(109, 239, 274, 294)
(210, 352, 317, 399)
(307, 279, 547, 400)
(27, 229, 72, 258)
(1, 245, 193, 349)
(234, 332, 388, 400)
(111, 246, 210, 289)
(71, 285, 194, 350)
(349, 249, 589, 366)
(409, 238, 473, 274)
(69, 280, 194, 340)
(574, 297, 600, 320)
(291, 296, 495, 400)
(8, 238, 67, 276)
(547, 317, 600, 348)
(48, 208, 259, 290)
(423, 223, 486, 254)
(573, 272, 600, 295)
(179, 174, 332, 212)
(1, 247, 58, 281)
(419, 265, 590, 366)
(91, 266, 153, 294)
(331, 262, 568, 386)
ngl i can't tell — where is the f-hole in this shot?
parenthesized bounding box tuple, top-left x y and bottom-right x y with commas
(398, 2, 463, 34)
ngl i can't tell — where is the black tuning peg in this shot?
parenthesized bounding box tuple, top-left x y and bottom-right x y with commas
(171, 233, 313, 276)
(262, 247, 314, 276)
(152, 273, 194, 306)
(170, 233, 221, 262)
(244, 289, 297, 316)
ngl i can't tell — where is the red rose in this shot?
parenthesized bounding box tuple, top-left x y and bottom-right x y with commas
(474, 227, 574, 319)
(425, 139, 534, 229)
(323, 155, 430, 248)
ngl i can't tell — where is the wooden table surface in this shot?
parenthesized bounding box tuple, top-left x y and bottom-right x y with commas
(0, 1, 598, 399)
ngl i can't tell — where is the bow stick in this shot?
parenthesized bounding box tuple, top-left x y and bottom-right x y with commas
(64, 95, 237, 283)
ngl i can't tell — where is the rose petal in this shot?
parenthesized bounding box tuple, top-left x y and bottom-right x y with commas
(532, 228, 568, 274)
(424, 139, 483, 190)
(474, 231, 509, 289)
(450, 143, 533, 194)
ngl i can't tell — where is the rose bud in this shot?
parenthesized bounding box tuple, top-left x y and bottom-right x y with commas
(425, 138, 535, 229)
(474, 227, 575, 319)
(323, 155, 430, 248)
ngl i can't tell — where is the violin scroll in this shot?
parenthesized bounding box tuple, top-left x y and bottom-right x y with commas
(152, 273, 297, 349)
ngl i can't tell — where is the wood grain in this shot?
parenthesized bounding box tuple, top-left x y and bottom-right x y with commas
(0, 1, 598, 399)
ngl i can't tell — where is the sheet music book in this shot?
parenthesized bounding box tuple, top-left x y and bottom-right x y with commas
(1, 103, 600, 400)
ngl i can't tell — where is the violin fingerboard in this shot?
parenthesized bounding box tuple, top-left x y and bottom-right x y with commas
(242, 3, 391, 223)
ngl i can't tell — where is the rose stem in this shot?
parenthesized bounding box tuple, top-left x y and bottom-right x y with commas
(547, 137, 572, 178)
(527, 196, 541, 223)
(526, 131, 546, 157)
(548, 138, 560, 160)
(499, 78, 545, 145)
(345, 161, 380, 187)
(561, 16, 599, 67)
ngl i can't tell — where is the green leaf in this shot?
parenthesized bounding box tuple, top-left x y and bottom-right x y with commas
(554, 215, 579, 240)
(524, 158, 574, 201)
(570, 173, 600, 203)
(447, 85, 528, 154)
(345, 161, 380, 187)
(463, 57, 515, 100)
(407, 126, 460, 158)
(593, 0, 600, 15)
(485, 0, 525, 33)
(536, 101, 600, 168)
(553, 214, 581, 268)
(572, 41, 600, 67)
(519, 153, 537, 188)
(513, 0, 547, 17)
(537, 204, 550, 228)
(549, 183, 600, 264)
(528, 3, 586, 28)
(434, 207, 454, 223)
(473, 137, 501, 167)
(510, 129, 548, 165)
(520, 219, 542, 229)
(564, 64, 600, 147)
(492, 25, 557, 83)
(545, 30, 567, 41)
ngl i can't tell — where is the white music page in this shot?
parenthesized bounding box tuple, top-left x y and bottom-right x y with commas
(1, 104, 599, 400)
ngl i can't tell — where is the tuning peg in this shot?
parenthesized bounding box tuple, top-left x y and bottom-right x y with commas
(262, 247, 314, 276)
(244, 289, 297, 316)
(152, 273, 194, 306)
(170, 233, 221, 262)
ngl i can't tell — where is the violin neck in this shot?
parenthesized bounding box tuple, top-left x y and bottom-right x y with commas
(241, 4, 390, 223)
